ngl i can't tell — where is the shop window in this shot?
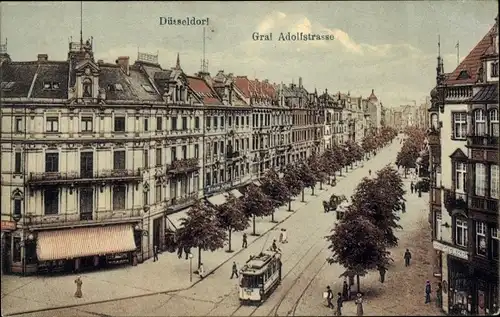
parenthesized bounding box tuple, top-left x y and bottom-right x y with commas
(476, 222, 487, 256)
(13, 237, 21, 262)
(25, 240, 37, 265)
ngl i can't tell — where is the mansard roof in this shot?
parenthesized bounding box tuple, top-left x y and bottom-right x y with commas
(470, 84, 498, 103)
(187, 75, 222, 105)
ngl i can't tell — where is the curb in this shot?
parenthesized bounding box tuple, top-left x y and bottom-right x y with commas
(5, 154, 382, 316)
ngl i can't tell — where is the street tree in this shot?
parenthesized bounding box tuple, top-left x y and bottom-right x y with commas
(282, 163, 304, 211)
(297, 161, 316, 199)
(376, 165, 406, 213)
(177, 201, 227, 268)
(347, 177, 402, 247)
(320, 149, 340, 185)
(308, 153, 328, 190)
(261, 169, 292, 222)
(215, 194, 249, 252)
(326, 208, 391, 293)
(242, 184, 275, 235)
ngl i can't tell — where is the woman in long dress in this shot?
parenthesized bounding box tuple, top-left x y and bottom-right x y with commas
(74, 276, 83, 298)
(355, 293, 364, 316)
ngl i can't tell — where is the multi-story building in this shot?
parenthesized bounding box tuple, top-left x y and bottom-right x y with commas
(429, 16, 498, 315)
(365, 89, 382, 131)
(350, 96, 367, 143)
(319, 89, 342, 149)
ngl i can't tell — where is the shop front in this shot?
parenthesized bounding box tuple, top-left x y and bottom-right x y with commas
(448, 256, 473, 315)
(470, 262, 499, 315)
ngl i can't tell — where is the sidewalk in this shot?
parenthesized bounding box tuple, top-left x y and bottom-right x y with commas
(1, 150, 380, 316)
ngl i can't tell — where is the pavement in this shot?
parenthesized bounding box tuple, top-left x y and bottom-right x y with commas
(2, 152, 370, 316)
(2, 139, 411, 317)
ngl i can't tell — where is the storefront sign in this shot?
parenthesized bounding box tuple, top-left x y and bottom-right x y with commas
(0, 220, 16, 231)
(433, 241, 469, 260)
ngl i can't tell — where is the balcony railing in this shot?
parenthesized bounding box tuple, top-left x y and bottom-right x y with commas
(167, 158, 199, 174)
(444, 189, 467, 211)
(445, 87, 473, 101)
(167, 192, 199, 212)
(28, 169, 142, 186)
(467, 135, 499, 148)
(24, 208, 142, 228)
(470, 196, 498, 213)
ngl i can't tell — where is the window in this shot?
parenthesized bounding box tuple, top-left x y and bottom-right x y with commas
(452, 112, 467, 139)
(112, 186, 126, 210)
(14, 152, 22, 173)
(236, 116, 240, 127)
(246, 116, 250, 126)
(115, 83, 123, 91)
(13, 199, 21, 217)
(155, 183, 162, 203)
(113, 150, 125, 170)
(155, 148, 162, 166)
(143, 191, 149, 206)
(476, 222, 487, 256)
(83, 79, 92, 97)
(491, 61, 499, 78)
(475, 163, 487, 196)
(143, 149, 149, 169)
(193, 174, 199, 191)
(44, 188, 59, 215)
(206, 172, 211, 186)
(194, 117, 200, 129)
(144, 118, 149, 131)
(221, 117, 224, 128)
(181, 177, 187, 195)
(80, 188, 93, 215)
(213, 142, 218, 155)
(142, 84, 155, 93)
(194, 144, 199, 159)
(156, 117, 162, 131)
(455, 218, 468, 247)
(455, 162, 467, 193)
(490, 109, 499, 137)
(229, 117, 233, 127)
(182, 145, 187, 159)
(45, 153, 59, 172)
(435, 212, 442, 241)
(14, 117, 23, 133)
(474, 109, 486, 136)
(206, 116, 211, 129)
(214, 117, 218, 129)
(81, 116, 93, 132)
(171, 117, 178, 130)
(171, 147, 177, 161)
(492, 228, 499, 259)
(46, 117, 59, 132)
(220, 141, 224, 154)
(182, 117, 187, 130)
(491, 165, 499, 199)
(170, 180, 177, 200)
(114, 116, 125, 132)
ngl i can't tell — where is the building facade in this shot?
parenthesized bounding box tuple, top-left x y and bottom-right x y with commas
(429, 16, 498, 316)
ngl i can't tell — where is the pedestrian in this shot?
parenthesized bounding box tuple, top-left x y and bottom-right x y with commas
(347, 282, 352, 301)
(230, 261, 239, 279)
(325, 286, 334, 308)
(336, 292, 343, 316)
(342, 279, 349, 300)
(368, 169, 372, 176)
(378, 266, 387, 283)
(184, 246, 191, 260)
(402, 201, 406, 213)
(271, 239, 280, 252)
(281, 229, 288, 243)
(355, 293, 364, 316)
(410, 181, 414, 193)
(177, 245, 183, 259)
(418, 186, 422, 197)
(153, 245, 159, 262)
(436, 282, 442, 308)
(323, 200, 329, 213)
(404, 249, 412, 267)
(199, 263, 205, 279)
(425, 280, 432, 303)
(74, 276, 83, 298)
(242, 233, 248, 248)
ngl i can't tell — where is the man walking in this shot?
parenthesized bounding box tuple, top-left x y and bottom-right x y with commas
(336, 292, 343, 315)
(153, 245, 159, 262)
(242, 233, 248, 248)
(325, 286, 334, 309)
(404, 249, 412, 267)
(425, 280, 432, 303)
(368, 169, 372, 176)
(402, 201, 406, 213)
(230, 261, 239, 279)
(410, 181, 414, 193)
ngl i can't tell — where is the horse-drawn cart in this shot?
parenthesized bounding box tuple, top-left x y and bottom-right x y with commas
(323, 194, 347, 213)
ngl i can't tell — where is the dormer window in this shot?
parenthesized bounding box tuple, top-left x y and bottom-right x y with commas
(142, 84, 155, 93)
(108, 83, 124, 92)
(1, 81, 15, 90)
(457, 70, 470, 80)
(83, 78, 92, 98)
(43, 82, 60, 90)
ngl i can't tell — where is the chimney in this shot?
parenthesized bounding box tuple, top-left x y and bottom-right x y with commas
(116, 56, 130, 75)
(372, 89, 374, 94)
(37, 54, 48, 62)
(298, 77, 302, 88)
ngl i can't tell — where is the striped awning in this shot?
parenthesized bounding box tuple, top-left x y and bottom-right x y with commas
(206, 193, 227, 206)
(36, 224, 136, 261)
(166, 208, 191, 231)
(229, 189, 243, 199)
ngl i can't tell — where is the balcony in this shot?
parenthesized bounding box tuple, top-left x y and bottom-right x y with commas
(470, 195, 498, 213)
(226, 150, 241, 161)
(167, 192, 199, 212)
(23, 208, 142, 229)
(27, 169, 142, 187)
(443, 189, 467, 212)
(167, 158, 199, 174)
(445, 86, 473, 102)
(467, 135, 499, 149)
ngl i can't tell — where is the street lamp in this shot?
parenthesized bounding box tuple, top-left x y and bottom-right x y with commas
(189, 253, 193, 282)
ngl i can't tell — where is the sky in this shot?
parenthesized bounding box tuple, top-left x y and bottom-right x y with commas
(1, 1, 497, 107)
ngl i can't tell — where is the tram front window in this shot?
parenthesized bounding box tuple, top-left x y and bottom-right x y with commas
(240, 275, 263, 288)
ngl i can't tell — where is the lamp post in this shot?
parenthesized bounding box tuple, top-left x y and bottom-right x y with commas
(189, 253, 193, 282)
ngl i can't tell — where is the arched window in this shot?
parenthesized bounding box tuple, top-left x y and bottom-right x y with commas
(489, 109, 499, 137)
(83, 78, 92, 98)
(474, 109, 486, 136)
(430, 113, 438, 130)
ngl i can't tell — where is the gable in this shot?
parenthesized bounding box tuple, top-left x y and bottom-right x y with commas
(74, 59, 99, 73)
(449, 148, 468, 160)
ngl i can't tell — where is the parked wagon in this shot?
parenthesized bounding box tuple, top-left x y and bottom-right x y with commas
(323, 194, 347, 213)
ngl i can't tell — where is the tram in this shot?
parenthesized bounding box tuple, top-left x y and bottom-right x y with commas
(239, 250, 282, 303)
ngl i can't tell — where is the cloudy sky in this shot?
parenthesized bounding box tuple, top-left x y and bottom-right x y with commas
(1, 1, 497, 107)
